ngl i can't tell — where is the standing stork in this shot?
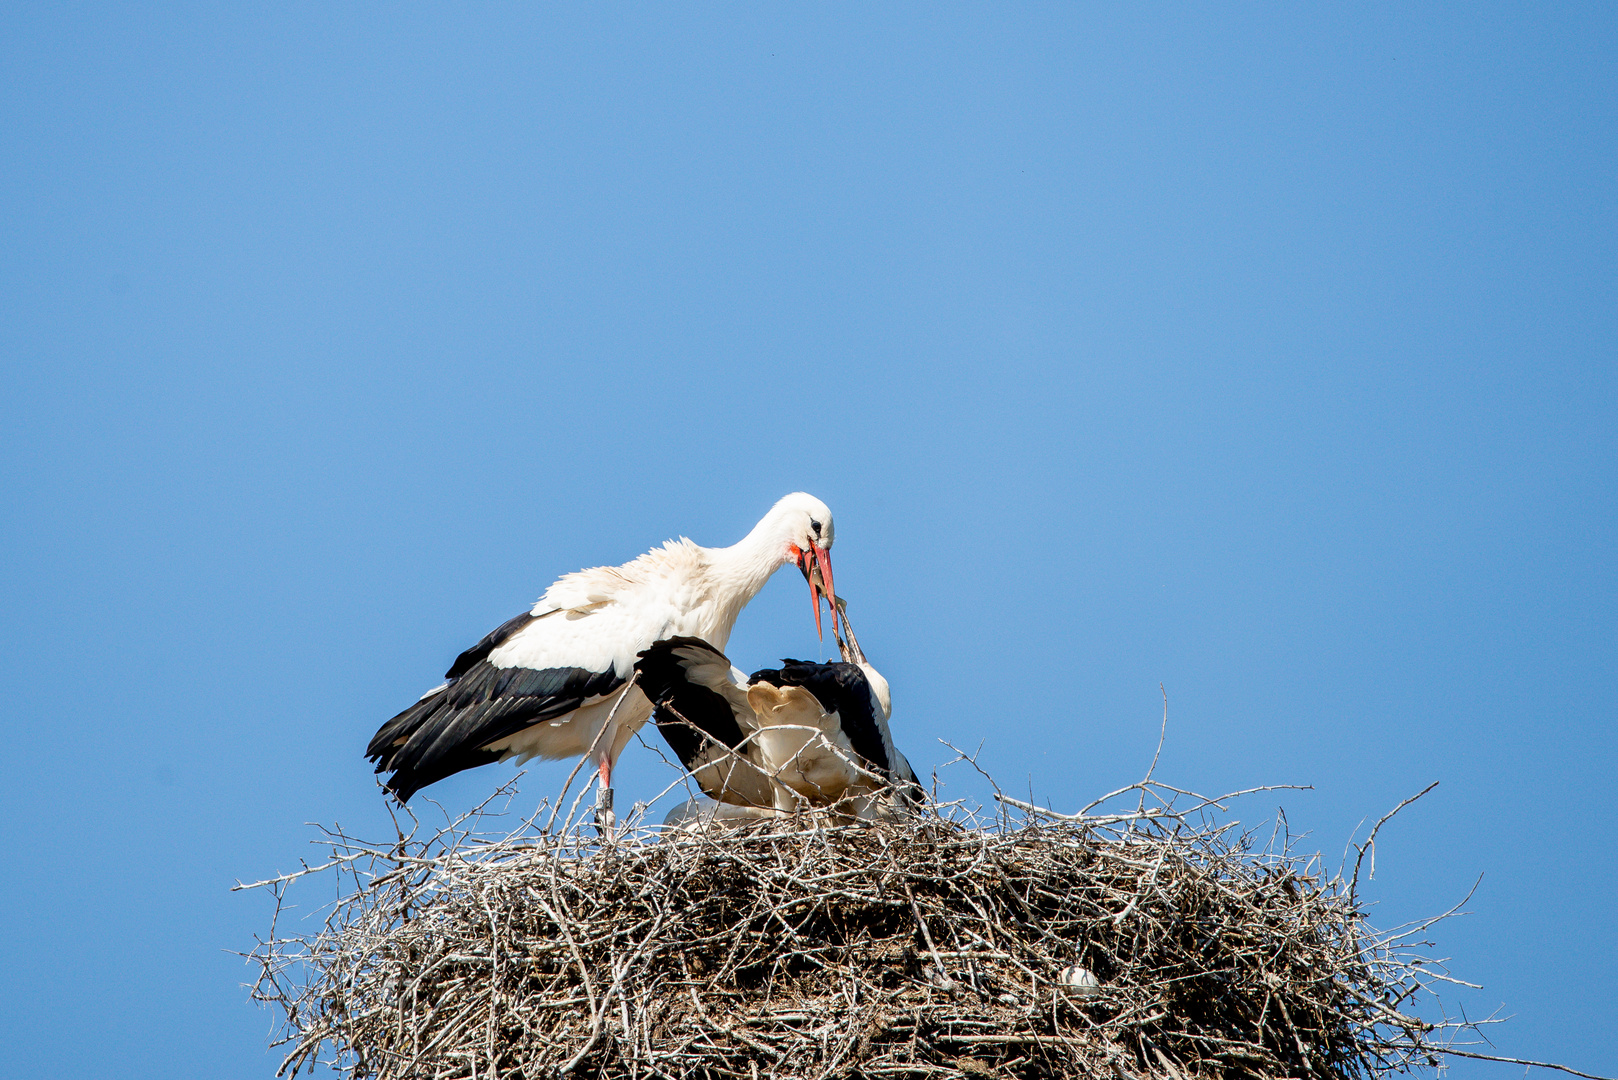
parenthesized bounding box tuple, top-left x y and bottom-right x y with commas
(365, 493, 839, 809)
(635, 599, 920, 822)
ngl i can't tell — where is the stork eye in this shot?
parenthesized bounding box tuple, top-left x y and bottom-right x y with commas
(810, 519, 822, 536)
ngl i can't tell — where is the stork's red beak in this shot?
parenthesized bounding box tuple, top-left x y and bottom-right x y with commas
(794, 541, 839, 640)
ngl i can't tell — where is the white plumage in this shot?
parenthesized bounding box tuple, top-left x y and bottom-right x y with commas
(366, 493, 839, 803)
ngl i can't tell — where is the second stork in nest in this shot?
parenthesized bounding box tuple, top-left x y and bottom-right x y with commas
(635, 599, 919, 824)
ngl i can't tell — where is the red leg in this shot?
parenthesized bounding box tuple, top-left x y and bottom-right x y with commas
(594, 755, 615, 833)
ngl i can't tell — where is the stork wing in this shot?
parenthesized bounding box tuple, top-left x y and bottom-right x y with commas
(367, 607, 628, 802)
(635, 637, 777, 809)
(748, 660, 894, 776)
(443, 609, 541, 680)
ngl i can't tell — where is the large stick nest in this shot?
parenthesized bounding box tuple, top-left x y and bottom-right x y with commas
(245, 774, 1477, 1080)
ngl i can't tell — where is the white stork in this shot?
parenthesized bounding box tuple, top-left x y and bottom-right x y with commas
(635, 600, 920, 822)
(366, 493, 839, 804)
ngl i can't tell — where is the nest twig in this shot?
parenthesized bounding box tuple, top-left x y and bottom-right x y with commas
(238, 743, 1536, 1080)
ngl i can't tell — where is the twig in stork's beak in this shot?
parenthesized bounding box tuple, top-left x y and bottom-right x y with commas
(794, 542, 839, 640)
(831, 596, 866, 667)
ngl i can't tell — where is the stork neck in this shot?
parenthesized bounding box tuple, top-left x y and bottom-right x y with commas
(702, 516, 795, 646)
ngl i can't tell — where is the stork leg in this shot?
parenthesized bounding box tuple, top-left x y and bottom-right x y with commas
(594, 755, 615, 833)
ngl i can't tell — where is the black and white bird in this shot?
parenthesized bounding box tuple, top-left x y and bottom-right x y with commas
(366, 493, 840, 804)
(635, 601, 919, 822)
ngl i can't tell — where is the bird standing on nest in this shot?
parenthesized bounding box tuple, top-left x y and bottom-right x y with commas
(366, 493, 840, 815)
(636, 597, 920, 824)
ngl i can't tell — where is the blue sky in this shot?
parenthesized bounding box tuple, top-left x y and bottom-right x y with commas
(1, 5, 1613, 1077)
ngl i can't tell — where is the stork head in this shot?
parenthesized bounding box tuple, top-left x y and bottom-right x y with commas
(769, 492, 838, 640)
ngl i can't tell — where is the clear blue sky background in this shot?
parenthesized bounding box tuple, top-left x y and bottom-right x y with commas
(1, 5, 1613, 1077)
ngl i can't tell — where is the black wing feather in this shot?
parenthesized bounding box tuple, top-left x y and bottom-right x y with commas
(444, 610, 542, 680)
(367, 635, 623, 802)
(635, 637, 749, 770)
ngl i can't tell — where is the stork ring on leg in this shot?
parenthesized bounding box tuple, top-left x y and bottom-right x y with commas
(595, 754, 615, 833)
